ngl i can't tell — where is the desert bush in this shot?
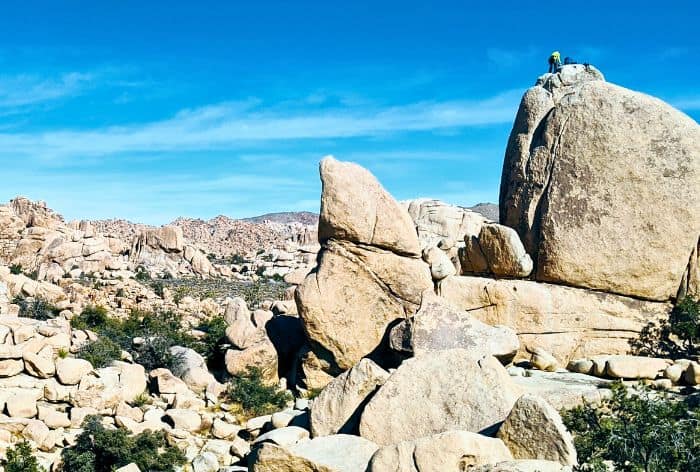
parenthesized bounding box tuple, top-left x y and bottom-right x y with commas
(230, 253, 246, 264)
(198, 315, 228, 365)
(3, 440, 45, 472)
(134, 266, 151, 282)
(73, 308, 199, 372)
(71, 305, 110, 330)
(59, 415, 186, 472)
(631, 296, 700, 359)
(13, 296, 61, 320)
(226, 367, 292, 417)
(77, 337, 122, 368)
(9, 263, 23, 275)
(562, 382, 700, 472)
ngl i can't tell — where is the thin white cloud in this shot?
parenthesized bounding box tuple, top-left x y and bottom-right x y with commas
(0, 89, 522, 159)
(0, 72, 93, 108)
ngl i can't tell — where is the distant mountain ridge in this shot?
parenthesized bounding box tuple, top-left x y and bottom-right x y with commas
(243, 211, 319, 225)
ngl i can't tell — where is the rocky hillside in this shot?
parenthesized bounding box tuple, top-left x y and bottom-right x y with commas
(0, 64, 698, 472)
(243, 211, 319, 226)
(94, 213, 317, 259)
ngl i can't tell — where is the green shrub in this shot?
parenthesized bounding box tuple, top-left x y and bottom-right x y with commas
(131, 391, 152, 408)
(226, 367, 292, 417)
(77, 338, 122, 368)
(668, 297, 700, 353)
(73, 308, 199, 372)
(150, 280, 165, 298)
(134, 267, 151, 282)
(13, 296, 61, 320)
(230, 253, 246, 264)
(562, 382, 700, 472)
(71, 305, 110, 330)
(197, 315, 228, 366)
(9, 263, 23, 275)
(3, 440, 45, 472)
(59, 415, 186, 472)
(632, 296, 700, 359)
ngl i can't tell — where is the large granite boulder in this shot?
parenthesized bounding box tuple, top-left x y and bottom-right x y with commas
(318, 157, 420, 255)
(389, 291, 519, 363)
(405, 199, 489, 250)
(359, 349, 522, 445)
(296, 158, 432, 374)
(500, 64, 700, 301)
(249, 434, 379, 472)
(497, 394, 577, 466)
(438, 275, 669, 364)
(310, 358, 390, 437)
(368, 430, 513, 472)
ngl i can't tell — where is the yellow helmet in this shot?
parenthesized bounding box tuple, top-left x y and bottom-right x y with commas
(551, 51, 561, 60)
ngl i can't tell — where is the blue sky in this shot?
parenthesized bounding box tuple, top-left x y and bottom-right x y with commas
(0, 1, 698, 224)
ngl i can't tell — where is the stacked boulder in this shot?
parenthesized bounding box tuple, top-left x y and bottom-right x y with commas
(295, 157, 433, 377)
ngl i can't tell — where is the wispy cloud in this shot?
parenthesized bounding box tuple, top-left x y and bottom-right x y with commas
(0, 72, 94, 108)
(0, 89, 521, 159)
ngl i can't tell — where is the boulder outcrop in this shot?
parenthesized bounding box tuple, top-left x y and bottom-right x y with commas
(359, 349, 522, 445)
(500, 64, 700, 301)
(438, 275, 669, 363)
(296, 157, 432, 374)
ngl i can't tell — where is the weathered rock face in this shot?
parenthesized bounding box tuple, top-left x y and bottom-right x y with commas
(297, 158, 432, 374)
(368, 430, 513, 472)
(439, 275, 669, 363)
(389, 291, 519, 363)
(467, 224, 533, 278)
(318, 157, 420, 256)
(500, 64, 700, 301)
(497, 394, 577, 466)
(310, 358, 389, 437)
(250, 435, 379, 472)
(405, 199, 490, 251)
(359, 349, 522, 445)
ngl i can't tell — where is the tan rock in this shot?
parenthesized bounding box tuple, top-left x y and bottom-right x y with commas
(22, 350, 55, 378)
(6, 394, 37, 418)
(368, 430, 513, 472)
(472, 460, 573, 471)
(0, 359, 24, 377)
(422, 246, 457, 281)
(225, 338, 279, 384)
(476, 224, 533, 277)
(497, 394, 577, 465)
(438, 275, 669, 364)
(390, 292, 519, 363)
(310, 358, 390, 437)
(406, 199, 489, 250)
(55, 357, 93, 385)
(500, 72, 700, 301)
(70, 406, 98, 428)
(359, 349, 522, 445)
(529, 347, 559, 372)
(250, 434, 379, 472)
(164, 409, 203, 432)
(318, 156, 420, 256)
(37, 405, 71, 429)
(604, 355, 670, 379)
(115, 464, 141, 472)
(297, 240, 431, 373)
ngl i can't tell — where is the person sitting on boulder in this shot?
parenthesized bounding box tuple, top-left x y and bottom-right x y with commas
(548, 51, 561, 73)
(564, 56, 577, 65)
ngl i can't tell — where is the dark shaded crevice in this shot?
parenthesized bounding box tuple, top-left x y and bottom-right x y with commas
(530, 112, 571, 277)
